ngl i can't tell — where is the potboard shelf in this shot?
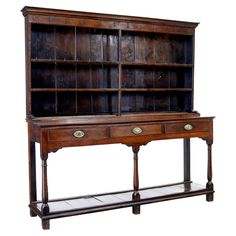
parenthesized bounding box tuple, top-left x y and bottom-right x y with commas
(30, 182, 211, 220)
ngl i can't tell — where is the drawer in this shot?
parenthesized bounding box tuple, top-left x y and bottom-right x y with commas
(48, 127, 108, 142)
(110, 124, 162, 138)
(165, 121, 209, 134)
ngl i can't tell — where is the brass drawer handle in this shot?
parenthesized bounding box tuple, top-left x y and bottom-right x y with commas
(184, 124, 193, 131)
(132, 127, 143, 135)
(73, 130, 85, 138)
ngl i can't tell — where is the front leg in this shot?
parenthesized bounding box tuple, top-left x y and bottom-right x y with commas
(206, 140, 214, 202)
(28, 124, 37, 217)
(41, 130, 50, 229)
(132, 145, 141, 215)
(28, 139, 37, 217)
(41, 158, 50, 229)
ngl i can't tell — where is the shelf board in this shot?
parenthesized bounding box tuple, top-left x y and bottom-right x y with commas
(31, 59, 192, 68)
(29, 182, 211, 220)
(30, 88, 119, 92)
(31, 88, 192, 92)
(121, 62, 193, 68)
(31, 59, 119, 66)
(121, 88, 192, 92)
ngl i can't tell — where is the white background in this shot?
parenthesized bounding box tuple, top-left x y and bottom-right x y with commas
(0, 0, 235, 235)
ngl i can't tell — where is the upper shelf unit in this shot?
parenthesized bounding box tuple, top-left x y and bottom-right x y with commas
(25, 9, 198, 117)
(31, 24, 193, 65)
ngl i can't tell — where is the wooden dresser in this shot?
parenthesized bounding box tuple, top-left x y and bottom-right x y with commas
(22, 6, 214, 229)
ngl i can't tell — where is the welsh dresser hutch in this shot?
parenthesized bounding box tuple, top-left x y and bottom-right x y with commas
(22, 6, 214, 230)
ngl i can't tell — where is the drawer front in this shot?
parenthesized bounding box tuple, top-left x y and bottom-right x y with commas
(110, 124, 162, 138)
(165, 121, 209, 134)
(48, 127, 108, 142)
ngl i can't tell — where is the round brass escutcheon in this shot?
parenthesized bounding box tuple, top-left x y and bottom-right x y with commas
(73, 130, 85, 138)
(184, 124, 193, 131)
(132, 127, 143, 135)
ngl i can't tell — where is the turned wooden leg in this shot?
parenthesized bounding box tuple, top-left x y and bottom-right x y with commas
(41, 158, 50, 229)
(40, 129, 50, 230)
(132, 145, 140, 215)
(42, 218, 50, 230)
(206, 142, 214, 202)
(183, 138, 191, 182)
(28, 138, 37, 217)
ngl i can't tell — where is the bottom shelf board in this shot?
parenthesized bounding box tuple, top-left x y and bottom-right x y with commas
(30, 182, 211, 220)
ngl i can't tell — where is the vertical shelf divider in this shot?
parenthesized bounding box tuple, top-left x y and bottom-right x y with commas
(118, 29, 122, 116)
(89, 29, 93, 115)
(152, 66, 156, 112)
(191, 34, 195, 111)
(134, 34, 137, 112)
(75, 26, 78, 114)
(54, 26, 58, 115)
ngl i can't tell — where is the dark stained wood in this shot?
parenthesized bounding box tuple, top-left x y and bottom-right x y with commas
(55, 26, 75, 60)
(31, 24, 54, 59)
(28, 124, 37, 217)
(40, 129, 49, 228)
(28, 14, 195, 117)
(25, 15, 32, 116)
(56, 64, 76, 88)
(165, 120, 209, 134)
(48, 126, 108, 142)
(31, 63, 55, 88)
(206, 141, 214, 202)
(31, 58, 119, 65)
(42, 219, 50, 230)
(155, 34, 171, 63)
(184, 138, 191, 181)
(29, 112, 202, 126)
(132, 145, 141, 214)
(30, 88, 192, 92)
(29, 182, 211, 220)
(110, 123, 162, 138)
(31, 59, 192, 68)
(31, 92, 56, 116)
(22, 6, 198, 35)
(132, 146, 140, 193)
(57, 91, 76, 115)
(76, 28, 90, 61)
(22, 6, 214, 230)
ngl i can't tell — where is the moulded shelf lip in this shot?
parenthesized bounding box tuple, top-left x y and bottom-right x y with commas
(30, 88, 192, 92)
(121, 62, 193, 68)
(30, 88, 119, 92)
(31, 59, 119, 65)
(31, 59, 192, 68)
(121, 88, 193, 92)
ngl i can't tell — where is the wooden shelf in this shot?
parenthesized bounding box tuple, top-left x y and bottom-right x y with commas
(31, 59, 192, 68)
(121, 88, 192, 92)
(29, 182, 211, 220)
(30, 88, 192, 92)
(30, 88, 119, 92)
(31, 59, 119, 66)
(121, 62, 193, 68)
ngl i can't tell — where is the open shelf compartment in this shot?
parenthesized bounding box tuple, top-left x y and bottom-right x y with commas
(30, 182, 211, 220)
(30, 24, 194, 118)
